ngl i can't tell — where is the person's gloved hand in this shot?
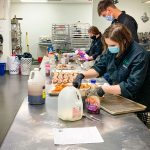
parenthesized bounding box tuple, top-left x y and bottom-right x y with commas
(73, 73, 85, 88)
(96, 86, 105, 97)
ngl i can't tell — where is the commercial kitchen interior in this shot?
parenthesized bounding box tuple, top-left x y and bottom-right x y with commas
(0, 0, 150, 148)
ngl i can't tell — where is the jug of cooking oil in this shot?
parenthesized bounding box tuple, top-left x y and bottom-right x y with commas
(28, 68, 45, 104)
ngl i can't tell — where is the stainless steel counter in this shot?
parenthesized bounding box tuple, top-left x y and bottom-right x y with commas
(1, 58, 150, 149)
(1, 94, 150, 150)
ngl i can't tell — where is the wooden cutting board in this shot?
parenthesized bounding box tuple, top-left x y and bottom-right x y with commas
(100, 94, 146, 115)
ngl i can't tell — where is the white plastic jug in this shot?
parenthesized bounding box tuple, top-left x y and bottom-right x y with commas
(58, 86, 83, 121)
(28, 68, 45, 104)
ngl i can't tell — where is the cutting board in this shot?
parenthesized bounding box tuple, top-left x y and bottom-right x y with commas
(100, 94, 146, 115)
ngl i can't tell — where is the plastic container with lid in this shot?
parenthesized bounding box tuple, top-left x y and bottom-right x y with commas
(85, 79, 101, 114)
(90, 79, 96, 84)
(89, 79, 97, 89)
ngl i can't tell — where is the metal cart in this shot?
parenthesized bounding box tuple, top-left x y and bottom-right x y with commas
(70, 22, 91, 50)
(52, 24, 71, 52)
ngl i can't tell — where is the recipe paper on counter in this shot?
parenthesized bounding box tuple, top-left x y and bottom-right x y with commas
(53, 126, 104, 145)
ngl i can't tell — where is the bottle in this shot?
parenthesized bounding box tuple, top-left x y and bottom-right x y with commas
(47, 46, 53, 54)
(90, 79, 97, 88)
(45, 63, 50, 77)
(42, 86, 46, 103)
(85, 79, 101, 114)
(54, 53, 59, 63)
(49, 52, 56, 70)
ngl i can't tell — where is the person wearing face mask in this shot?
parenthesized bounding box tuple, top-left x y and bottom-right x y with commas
(97, 0, 139, 43)
(73, 24, 150, 124)
(85, 26, 103, 61)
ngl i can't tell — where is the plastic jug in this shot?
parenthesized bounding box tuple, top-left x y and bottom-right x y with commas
(58, 86, 83, 121)
(28, 68, 45, 104)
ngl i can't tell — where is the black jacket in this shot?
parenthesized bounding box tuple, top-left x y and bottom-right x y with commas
(136, 51, 150, 111)
(86, 36, 103, 60)
(112, 11, 139, 43)
(0, 34, 3, 44)
(92, 41, 150, 111)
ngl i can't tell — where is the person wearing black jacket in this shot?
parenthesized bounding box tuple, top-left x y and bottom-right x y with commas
(73, 24, 150, 125)
(0, 34, 3, 44)
(97, 0, 139, 43)
(86, 26, 103, 61)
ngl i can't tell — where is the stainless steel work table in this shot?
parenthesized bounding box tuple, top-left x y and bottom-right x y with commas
(1, 93, 150, 150)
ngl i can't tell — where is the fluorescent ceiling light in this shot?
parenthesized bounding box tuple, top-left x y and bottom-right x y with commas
(21, 0, 48, 2)
(141, 0, 150, 3)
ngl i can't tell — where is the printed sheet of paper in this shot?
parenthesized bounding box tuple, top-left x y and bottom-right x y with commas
(53, 126, 104, 145)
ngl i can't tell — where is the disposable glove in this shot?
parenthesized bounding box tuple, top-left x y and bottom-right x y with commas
(96, 86, 105, 97)
(73, 73, 85, 88)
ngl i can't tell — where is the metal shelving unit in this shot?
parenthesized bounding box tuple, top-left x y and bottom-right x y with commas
(138, 32, 150, 50)
(52, 24, 71, 52)
(38, 36, 53, 56)
(11, 16, 22, 55)
(70, 22, 91, 50)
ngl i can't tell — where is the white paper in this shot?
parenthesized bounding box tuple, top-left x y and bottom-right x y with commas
(53, 126, 104, 145)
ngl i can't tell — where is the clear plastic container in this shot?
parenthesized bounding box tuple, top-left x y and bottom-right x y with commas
(85, 79, 101, 114)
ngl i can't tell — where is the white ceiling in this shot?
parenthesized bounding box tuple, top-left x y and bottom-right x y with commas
(11, 0, 93, 3)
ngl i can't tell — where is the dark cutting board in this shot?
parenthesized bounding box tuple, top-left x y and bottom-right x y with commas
(100, 94, 146, 115)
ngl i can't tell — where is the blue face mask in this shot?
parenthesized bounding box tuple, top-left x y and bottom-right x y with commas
(105, 15, 114, 21)
(108, 46, 120, 53)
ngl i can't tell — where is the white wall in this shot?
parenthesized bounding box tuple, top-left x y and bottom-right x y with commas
(0, 0, 11, 62)
(92, 0, 150, 33)
(10, 0, 150, 59)
(11, 3, 92, 59)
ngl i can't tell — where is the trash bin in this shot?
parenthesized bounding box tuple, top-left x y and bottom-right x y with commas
(7, 56, 20, 75)
(21, 57, 32, 75)
(0, 62, 6, 76)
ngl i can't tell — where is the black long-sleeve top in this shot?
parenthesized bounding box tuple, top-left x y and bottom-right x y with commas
(112, 11, 139, 43)
(86, 36, 103, 60)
